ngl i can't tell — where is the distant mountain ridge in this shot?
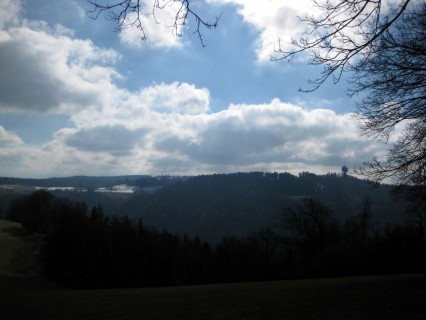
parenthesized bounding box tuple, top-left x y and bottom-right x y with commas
(0, 175, 160, 189)
(120, 172, 407, 243)
(0, 172, 408, 243)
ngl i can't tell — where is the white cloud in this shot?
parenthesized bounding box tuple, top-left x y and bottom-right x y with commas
(150, 99, 380, 172)
(0, 78, 386, 177)
(119, 0, 185, 49)
(138, 82, 210, 114)
(16, 92, 383, 177)
(0, 21, 120, 113)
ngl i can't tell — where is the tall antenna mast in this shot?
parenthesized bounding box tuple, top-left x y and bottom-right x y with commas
(342, 157, 348, 177)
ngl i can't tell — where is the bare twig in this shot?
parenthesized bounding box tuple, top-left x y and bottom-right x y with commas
(272, 0, 412, 92)
(87, 0, 221, 45)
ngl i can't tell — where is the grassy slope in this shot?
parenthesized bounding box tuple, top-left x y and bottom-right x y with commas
(0, 219, 25, 275)
(1, 219, 425, 319)
(0, 219, 56, 291)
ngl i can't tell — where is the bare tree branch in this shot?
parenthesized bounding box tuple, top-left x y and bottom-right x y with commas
(87, 0, 221, 46)
(272, 0, 412, 92)
(271, 0, 424, 205)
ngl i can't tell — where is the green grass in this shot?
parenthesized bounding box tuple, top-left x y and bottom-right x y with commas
(1, 219, 425, 319)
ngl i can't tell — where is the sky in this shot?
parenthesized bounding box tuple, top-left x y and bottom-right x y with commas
(0, 0, 388, 178)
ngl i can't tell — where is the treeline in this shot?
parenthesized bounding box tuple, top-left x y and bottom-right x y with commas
(7, 190, 425, 289)
(279, 197, 425, 277)
(123, 172, 408, 243)
(129, 175, 186, 188)
(8, 190, 215, 288)
(1, 172, 410, 244)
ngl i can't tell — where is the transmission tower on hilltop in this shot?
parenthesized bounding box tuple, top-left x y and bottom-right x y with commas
(342, 165, 349, 177)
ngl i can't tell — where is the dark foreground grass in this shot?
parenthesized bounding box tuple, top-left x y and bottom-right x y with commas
(1, 220, 425, 319)
(0, 220, 26, 276)
(1, 273, 425, 320)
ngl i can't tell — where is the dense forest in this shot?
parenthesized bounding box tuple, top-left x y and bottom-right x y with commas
(1, 172, 412, 244)
(122, 172, 409, 243)
(6, 178, 425, 289)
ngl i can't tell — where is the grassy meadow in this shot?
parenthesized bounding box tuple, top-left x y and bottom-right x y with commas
(1, 219, 425, 320)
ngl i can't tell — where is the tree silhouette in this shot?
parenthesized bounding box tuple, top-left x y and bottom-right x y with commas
(280, 198, 335, 258)
(353, 4, 426, 207)
(357, 196, 373, 248)
(7, 189, 426, 286)
(273, 0, 424, 206)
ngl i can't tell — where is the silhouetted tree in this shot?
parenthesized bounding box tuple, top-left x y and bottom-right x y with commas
(358, 196, 373, 248)
(7, 188, 425, 286)
(353, 4, 426, 204)
(273, 0, 425, 204)
(7, 190, 56, 233)
(280, 198, 335, 260)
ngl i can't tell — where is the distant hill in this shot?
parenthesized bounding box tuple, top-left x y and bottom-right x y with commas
(0, 175, 184, 218)
(0, 172, 409, 243)
(122, 172, 408, 243)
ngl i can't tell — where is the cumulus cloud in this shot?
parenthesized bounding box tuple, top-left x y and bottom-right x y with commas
(138, 82, 210, 114)
(0, 0, 387, 177)
(150, 99, 381, 172)
(67, 81, 211, 132)
(0, 17, 120, 113)
(41, 90, 384, 176)
(0, 86, 386, 177)
(64, 125, 146, 157)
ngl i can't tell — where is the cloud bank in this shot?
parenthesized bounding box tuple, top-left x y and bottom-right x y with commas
(0, 0, 384, 178)
(0, 22, 119, 113)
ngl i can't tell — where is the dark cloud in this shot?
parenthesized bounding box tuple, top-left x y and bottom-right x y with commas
(0, 153, 24, 168)
(0, 39, 84, 112)
(0, 39, 60, 112)
(65, 125, 145, 156)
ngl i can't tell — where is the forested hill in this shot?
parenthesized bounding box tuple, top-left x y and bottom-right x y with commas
(1, 172, 408, 243)
(122, 172, 407, 243)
